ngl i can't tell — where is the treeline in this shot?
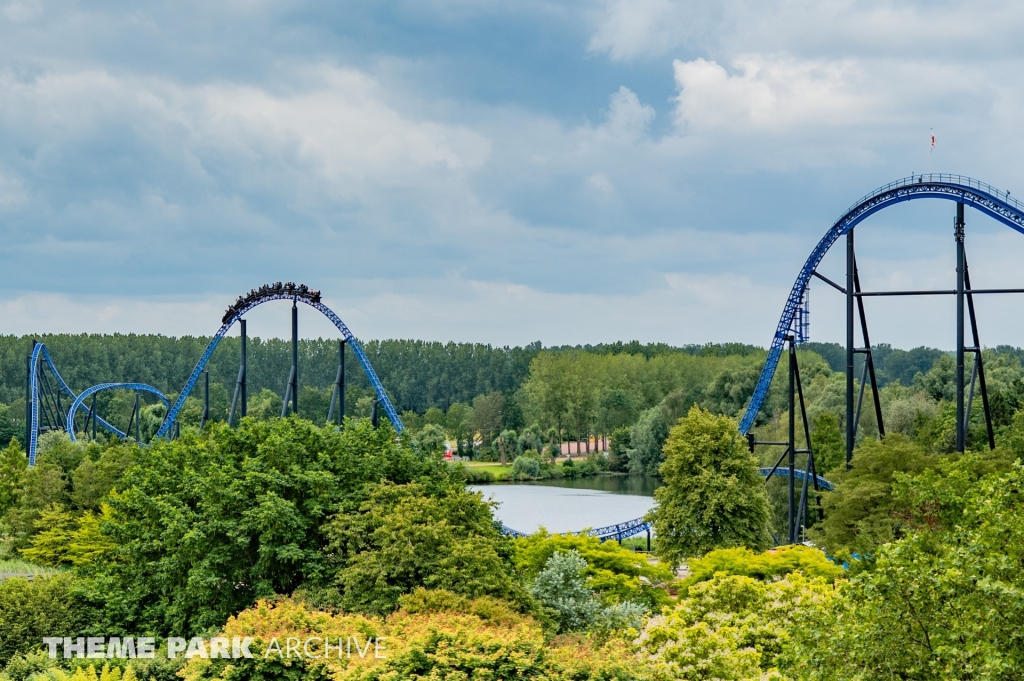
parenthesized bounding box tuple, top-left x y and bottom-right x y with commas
(0, 335, 542, 409)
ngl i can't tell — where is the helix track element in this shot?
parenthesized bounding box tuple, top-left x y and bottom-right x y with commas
(67, 383, 170, 443)
(27, 342, 166, 465)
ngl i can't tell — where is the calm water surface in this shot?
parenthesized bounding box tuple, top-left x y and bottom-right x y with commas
(470, 476, 661, 534)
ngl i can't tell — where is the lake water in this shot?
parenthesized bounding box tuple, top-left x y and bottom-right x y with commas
(469, 475, 661, 535)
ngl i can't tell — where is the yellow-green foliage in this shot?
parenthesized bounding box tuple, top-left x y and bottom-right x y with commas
(22, 505, 116, 567)
(640, 573, 837, 681)
(514, 529, 674, 609)
(36, 664, 136, 681)
(180, 593, 649, 681)
(682, 545, 842, 593)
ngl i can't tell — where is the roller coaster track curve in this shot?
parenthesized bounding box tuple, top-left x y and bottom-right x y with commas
(67, 383, 170, 443)
(27, 343, 166, 465)
(154, 289, 403, 439)
(739, 174, 1024, 435)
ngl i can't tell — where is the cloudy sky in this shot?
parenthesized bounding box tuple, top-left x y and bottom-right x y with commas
(3, 0, 1024, 349)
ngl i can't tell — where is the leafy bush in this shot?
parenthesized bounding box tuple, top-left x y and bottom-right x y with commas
(528, 550, 647, 634)
(325, 481, 528, 615)
(0, 574, 92, 666)
(809, 433, 937, 558)
(459, 466, 494, 483)
(180, 596, 647, 681)
(640, 572, 836, 680)
(514, 530, 673, 610)
(511, 456, 540, 479)
(681, 545, 842, 592)
(529, 550, 603, 632)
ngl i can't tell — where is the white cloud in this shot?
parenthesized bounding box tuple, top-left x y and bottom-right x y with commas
(2, 0, 42, 22)
(604, 86, 655, 141)
(587, 0, 693, 61)
(671, 56, 872, 134)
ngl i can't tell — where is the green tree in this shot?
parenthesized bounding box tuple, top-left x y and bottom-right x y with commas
(445, 402, 474, 458)
(0, 405, 17, 448)
(811, 412, 844, 475)
(0, 574, 92, 666)
(324, 482, 524, 615)
(492, 429, 516, 465)
(422, 406, 445, 427)
(4, 463, 67, 550)
(792, 457, 1024, 679)
(245, 388, 283, 421)
(648, 406, 772, 565)
(809, 433, 938, 558)
(89, 417, 443, 637)
(627, 407, 667, 476)
(70, 444, 136, 510)
(0, 440, 27, 517)
(470, 392, 505, 456)
(415, 423, 447, 457)
(607, 426, 631, 473)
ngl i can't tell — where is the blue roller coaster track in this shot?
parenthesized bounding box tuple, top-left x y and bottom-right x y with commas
(26, 343, 168, 465)
(154, 284, 403, 439)
(739, 174, 1024, 435)
(497, 468, 833, 540)
(25, 283, 404, 465)
(66, 383, 170, 443)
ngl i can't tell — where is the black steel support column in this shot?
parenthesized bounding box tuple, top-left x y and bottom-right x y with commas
(228, 319, 247, 427)
(339, 340, 346, 422)
(853, 262, 885, 439)
(291, 301, 298, 416)
(134, 392, 141, 442)
(240, 319, 247, 418)
(963, 255, 996, 449)
(788, 338, 796, 544)
(90, 393, 97, 440)
(328, 340, 346, 425)
(200, 371, 209, 431)
(956, 202, 966, 452)
(846, 232, 855, 468)
(125, 394, 137, 441)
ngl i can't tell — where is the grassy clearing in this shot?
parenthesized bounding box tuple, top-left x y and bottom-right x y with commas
(0, 560, 63, 578)
(463, 461, 513, 480)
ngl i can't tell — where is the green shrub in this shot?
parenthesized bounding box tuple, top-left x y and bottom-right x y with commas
(681, 545, 842, 593)
(0, 573, 91, 666)
(460, 466, 495, 484)
(511, 456, 540, 479)
(325, 482, 528, 615)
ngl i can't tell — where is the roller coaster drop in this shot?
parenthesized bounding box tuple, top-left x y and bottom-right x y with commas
(24, 282, 404, 465)
(743, 174, 1024, 544)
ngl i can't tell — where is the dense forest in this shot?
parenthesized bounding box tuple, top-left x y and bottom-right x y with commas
(7, 334, 1024, 475)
